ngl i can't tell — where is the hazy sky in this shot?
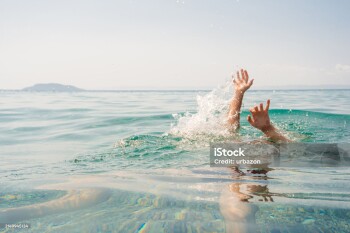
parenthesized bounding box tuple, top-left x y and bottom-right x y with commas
(1, 0, 350, 90)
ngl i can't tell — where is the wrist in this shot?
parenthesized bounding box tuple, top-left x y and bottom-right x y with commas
(233, 91, 244, 99)
(261, 124, 275, 134)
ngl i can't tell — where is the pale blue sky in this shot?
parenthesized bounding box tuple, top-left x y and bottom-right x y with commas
(1, 0, 349, 90)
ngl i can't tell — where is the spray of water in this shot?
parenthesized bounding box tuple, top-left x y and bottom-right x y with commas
(170, 80, 235, 140)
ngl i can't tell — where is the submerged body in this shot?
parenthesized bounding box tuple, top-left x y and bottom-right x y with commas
(223, 69, 291, 233)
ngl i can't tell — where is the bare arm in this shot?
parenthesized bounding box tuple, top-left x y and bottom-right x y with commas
(228, 69, 254, 130)
(247, 100, 291, 143)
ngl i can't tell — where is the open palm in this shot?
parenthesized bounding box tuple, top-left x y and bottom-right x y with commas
(233, 69, 254, 94)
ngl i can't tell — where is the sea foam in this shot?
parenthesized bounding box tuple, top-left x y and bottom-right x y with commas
(170, 80, 234, 139)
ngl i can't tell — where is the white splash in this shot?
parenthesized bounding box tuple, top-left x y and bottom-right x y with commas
(170, 80, 234, 139)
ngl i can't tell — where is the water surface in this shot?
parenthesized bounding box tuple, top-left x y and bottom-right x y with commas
(0, 88, 350, 232)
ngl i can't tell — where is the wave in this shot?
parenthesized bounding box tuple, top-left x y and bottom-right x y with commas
(169, 81, 350, 143)
(68, 81, 350, 169)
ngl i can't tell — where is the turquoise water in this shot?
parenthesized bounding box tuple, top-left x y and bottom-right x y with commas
(0, 87, 350, 232)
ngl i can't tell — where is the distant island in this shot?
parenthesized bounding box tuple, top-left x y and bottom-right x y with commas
(22, 83, 84, 92)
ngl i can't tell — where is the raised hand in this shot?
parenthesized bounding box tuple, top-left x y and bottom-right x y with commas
(247, 100, 291, 142)
(228, 68, 254, 130)
(247, 99, 271, 132)
(233, 69, 254, 95)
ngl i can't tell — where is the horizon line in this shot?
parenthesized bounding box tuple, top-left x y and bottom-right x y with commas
(1, 88, 350, 92)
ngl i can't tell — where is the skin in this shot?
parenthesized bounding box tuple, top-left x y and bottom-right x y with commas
(222, 68, 292, 233)
(228, 68, 290, 142)
(228, 69, 254, 130)
(247, 100, 291, 143)
(220, 183, 281, 233)
(219, 183, 257, 233)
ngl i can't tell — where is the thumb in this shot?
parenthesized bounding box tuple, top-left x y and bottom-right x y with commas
(248, 79, 254, 87)
(247, 115, 253, 125)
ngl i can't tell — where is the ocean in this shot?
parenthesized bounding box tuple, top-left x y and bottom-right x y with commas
(0, 85, 350, 232)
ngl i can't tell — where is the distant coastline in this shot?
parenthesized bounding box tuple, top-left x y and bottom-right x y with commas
(22, 83, 84, 92)
(0, 83, 349, 92)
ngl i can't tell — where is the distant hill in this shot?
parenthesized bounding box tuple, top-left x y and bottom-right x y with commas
(22, 83, 84, 92)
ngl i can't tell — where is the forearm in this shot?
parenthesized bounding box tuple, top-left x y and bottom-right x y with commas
(262, 125, 291, 143)
(228, 92, 244, 128)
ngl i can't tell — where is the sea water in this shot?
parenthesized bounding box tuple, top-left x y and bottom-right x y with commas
(0, 84, 350, 232)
